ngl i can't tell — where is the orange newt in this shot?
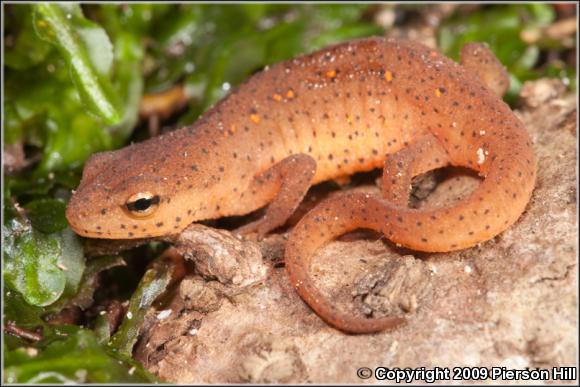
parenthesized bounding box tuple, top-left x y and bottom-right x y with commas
(66, 38, 536, 334)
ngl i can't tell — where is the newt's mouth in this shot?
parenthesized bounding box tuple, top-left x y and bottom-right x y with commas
(65, 191, 106, 238)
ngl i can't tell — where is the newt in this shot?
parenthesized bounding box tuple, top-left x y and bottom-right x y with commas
(66, 37, 536, 334)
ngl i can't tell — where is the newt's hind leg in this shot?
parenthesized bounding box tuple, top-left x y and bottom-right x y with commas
(460, 42, 510, 97)
(382, 133, 450, 206)
(236, 154, 316, 238)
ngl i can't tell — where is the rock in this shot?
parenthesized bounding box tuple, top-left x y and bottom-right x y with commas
(178, 276, 224, 314)
(519, 78, 568, 109)
(353, 255, 432, 316)
(236, 332, 307, 383)
(173, 224, 269, 287)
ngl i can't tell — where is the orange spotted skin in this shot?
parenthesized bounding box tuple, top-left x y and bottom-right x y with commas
(66, 37, 536, 333)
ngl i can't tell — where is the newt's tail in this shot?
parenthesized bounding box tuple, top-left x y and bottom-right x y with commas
(285, 143, 536, 333)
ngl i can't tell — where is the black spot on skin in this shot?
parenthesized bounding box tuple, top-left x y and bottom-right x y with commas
(101, 208, 107, 215)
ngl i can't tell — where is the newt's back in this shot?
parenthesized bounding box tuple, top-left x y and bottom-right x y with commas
(67, 37, 535, 251)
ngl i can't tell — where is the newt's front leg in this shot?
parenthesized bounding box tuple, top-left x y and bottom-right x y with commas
(236, 154, 316, 238)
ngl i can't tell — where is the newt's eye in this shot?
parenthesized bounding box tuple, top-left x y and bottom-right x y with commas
(125, 192, 160, 218)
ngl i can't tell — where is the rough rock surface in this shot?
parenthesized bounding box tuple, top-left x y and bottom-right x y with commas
(134, 79, 577, 384)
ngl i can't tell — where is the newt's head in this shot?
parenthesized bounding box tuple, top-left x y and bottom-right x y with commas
(66, 141, 197, 239)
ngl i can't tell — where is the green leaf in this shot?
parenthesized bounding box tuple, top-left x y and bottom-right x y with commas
(32, 3, 121, 124)
(3, 290, 46, 329)
(109, 256, 176, 356)
(89, 4, 148, 144)
(108, 32, 145, 143)
(34, 88, 114, 175)
(167, 3, 379, 123)
(515, 45, 540, 70)
(3, 205, 85, 308)
(309, 23, 383, 51)
(5, 174, 57, 198)
(5, 3, 150, 176)
(93, 314, 112, 345)
(4, 58, 114, 175)
(527, 3, 555, 25)
(4, 5, 53, 70)
(54, 228, 86, 303)
(3, 101, 25, 145)
(3, 326, 159, 383)
(4, 220, 65, 307)
(24, 199, 68, 234)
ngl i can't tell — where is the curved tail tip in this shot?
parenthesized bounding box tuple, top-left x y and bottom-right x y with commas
(328, 315, 406, 335)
